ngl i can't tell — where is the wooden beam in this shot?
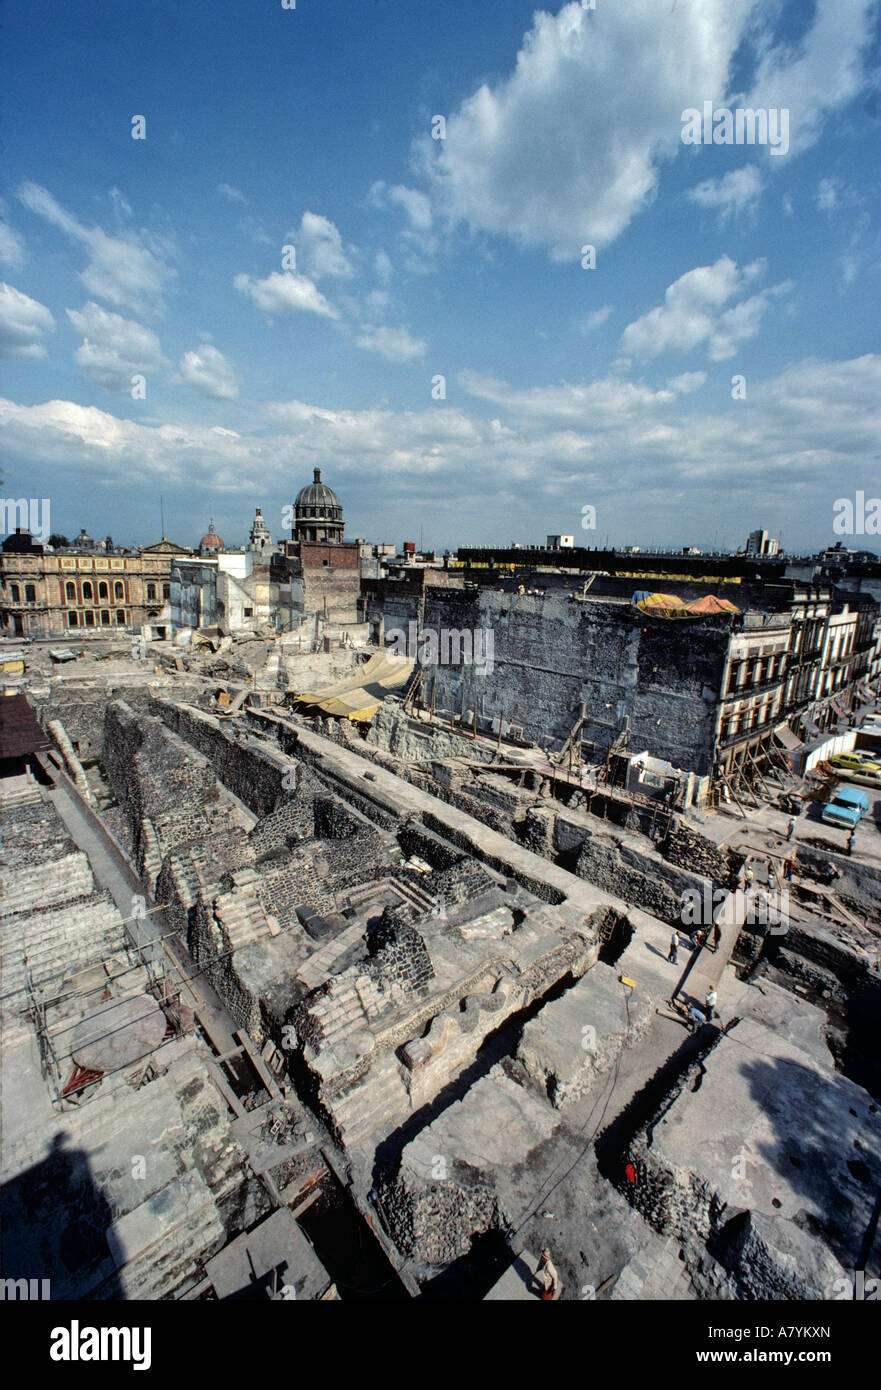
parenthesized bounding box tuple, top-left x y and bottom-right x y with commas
(235, 1029, 283, 1098)
(205, 1059, 247, 1117)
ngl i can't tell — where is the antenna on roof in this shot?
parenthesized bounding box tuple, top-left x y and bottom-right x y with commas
(160, 494, 165, 539)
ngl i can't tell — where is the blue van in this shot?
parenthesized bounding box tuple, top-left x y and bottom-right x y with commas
(821, 785, 870, 828)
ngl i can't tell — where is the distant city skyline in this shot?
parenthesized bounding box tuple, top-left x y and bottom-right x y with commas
(2, 0, 880, 554)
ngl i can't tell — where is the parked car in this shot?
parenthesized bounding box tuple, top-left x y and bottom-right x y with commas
(821, 785, 871, 828)
(830, 752, 881, 773)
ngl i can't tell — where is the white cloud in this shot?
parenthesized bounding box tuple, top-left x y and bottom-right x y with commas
(66, 301, 167, 393)
(218, 183, 246, 203)
(365, 289, 390, 316)
(579, 306, 612, 333)
(688, 166, 763, 222)
(417, 0, 876, 261)
(667, 372, 706, 394)
(109, 187, 133, 220)
(290, 212, 354, 280)
(617, 257, 780, 362)
(0, 282, 55, 360)
(18, 182, 174, 315)
(356, 323, 426, 362)
(177, 344, 240, 400)
(817, 178, 839, 211)
(234, 270, 339, 319)
(375, 250, 393, 283)
(0, 215, 26, 269)
(2, 354, 879, 546)
(420, 0, 747, 259)
(370, 181, 433, 232)
(458, 369, 675, 424)
(745, 0, 877, 158)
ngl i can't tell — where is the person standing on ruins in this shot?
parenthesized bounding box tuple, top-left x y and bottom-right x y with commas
(786, 817, 795, 841)
(537, 1249, 561, 1300)
(668, 930, 680, 964)
(705, 987, 717, 1022)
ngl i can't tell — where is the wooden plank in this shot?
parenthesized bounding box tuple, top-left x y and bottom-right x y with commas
(205, 1059, 247, 1118)
(235, 1029, 283, 1098)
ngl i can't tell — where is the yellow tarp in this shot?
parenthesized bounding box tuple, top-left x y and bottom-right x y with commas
(295, 651, 414, 722)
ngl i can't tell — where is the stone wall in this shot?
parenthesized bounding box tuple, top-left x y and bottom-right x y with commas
(422, 588, 730, 773)
(660, 823, 741, 884)
(368, 909, 435, 996)
(153, 699, 290, 816)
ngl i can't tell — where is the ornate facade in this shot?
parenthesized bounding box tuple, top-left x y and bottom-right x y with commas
(0, 532, 190, 639)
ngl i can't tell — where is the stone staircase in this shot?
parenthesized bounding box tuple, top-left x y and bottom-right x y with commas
(214, 870, 278, 950)
(0, 852, 95, 918)
(297, 920, 366, 991)
(328, 1051, 411, 1152)
(0, 782, 43, 811)
(0, 896, 124, 1011)
(388, 874, 437, 915)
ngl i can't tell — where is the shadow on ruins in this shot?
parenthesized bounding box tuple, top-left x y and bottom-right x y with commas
(0, 1132, 123, 1301)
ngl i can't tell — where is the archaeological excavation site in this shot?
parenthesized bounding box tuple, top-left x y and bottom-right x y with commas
(2, 565, 880, 1306)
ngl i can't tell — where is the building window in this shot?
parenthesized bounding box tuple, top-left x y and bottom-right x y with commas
(82, 581, 93, 601)
(116, 610, 126, 625)
(162, 583, 170, 600)
(9, 583, 20, 602)
(68, 611, 78, 627)
(84, 610, 95, 627)
(114, 581, 124, 600)
(66, 581, 77, 601)
(98, 581, 109, 601)
(146, 583, 156, 601)
(244, 607, 253, 617)
(25, 584, 36, 602)
(100, 609, 110, 625)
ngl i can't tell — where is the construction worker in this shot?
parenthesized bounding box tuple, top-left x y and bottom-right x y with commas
(537, 1248, 561, 1301)
(705, 987, 718, 1022)
(667, 930, 680, 964)
(847, 830, 855, 858)
(688, 1005, 707, 1033)
(786, 817, 795, 842)
(743, 864, 754, 890)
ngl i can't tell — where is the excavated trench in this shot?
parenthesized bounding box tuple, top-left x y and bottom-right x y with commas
(295, 1174, 409, 1301)
(594, 1022, 731, 1188)
(371, 969, 581, 1186)
(735, 928, 881, 1100)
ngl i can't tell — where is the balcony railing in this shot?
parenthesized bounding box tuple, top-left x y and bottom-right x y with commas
(717, 718, 776, 749)
(724, 674, 786, 700)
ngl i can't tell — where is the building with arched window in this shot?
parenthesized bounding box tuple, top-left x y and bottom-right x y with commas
(0, 530, 190, 638)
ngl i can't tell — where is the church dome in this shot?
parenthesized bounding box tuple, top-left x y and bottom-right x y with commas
(292, 469, 344, 543)
(295, 468, 342, 514)
(199, 521, 224, 551)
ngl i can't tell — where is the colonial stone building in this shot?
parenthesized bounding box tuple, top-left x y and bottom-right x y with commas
(0, 530, 190, 640)
(273, 471, 363, 633)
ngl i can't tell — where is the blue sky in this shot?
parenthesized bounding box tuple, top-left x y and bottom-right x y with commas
(1, 0, 880, 554)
